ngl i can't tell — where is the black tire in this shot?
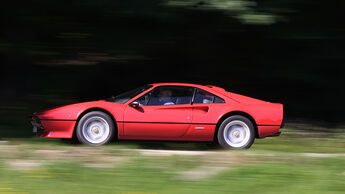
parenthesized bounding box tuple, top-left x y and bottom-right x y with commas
(76, 111, 115, 146)
(217, 115, 255, 149)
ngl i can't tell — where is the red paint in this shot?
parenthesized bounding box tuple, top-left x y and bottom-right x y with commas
(32, 83, 284, 140)
(258, 126, 281, 137)
(40, 120, 76, 138)
(123, 104, 193, 137)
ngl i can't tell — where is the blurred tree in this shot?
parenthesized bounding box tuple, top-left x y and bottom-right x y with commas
(0, 0, 344, 136)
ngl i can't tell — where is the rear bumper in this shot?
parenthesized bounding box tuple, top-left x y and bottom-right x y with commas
(266, 131, 281, 137)
(280, 117, 285, 128)
(257, 125, 281, 138)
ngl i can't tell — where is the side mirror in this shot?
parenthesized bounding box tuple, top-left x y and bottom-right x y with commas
(129, 101, 140, 108)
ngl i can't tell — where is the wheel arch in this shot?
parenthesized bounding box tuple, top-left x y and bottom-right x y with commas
(214, 111, 259, 141)
(73, 107, 118, 140)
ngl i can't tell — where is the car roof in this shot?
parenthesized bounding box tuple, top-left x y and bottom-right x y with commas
(150, 83, 205, 88)
(150, 83, 228, 95)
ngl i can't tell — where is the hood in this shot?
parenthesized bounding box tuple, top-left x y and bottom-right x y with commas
(34, 102, 91, 120)
(33, 100, 121, 120)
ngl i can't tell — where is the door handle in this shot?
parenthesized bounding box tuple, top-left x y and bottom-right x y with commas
(193, 106, 209, 112)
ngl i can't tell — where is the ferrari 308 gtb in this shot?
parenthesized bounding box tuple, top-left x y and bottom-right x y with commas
(31, 83, 284, 149)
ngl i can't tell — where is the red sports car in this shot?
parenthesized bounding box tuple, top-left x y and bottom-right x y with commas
(31, 83, 284, 149)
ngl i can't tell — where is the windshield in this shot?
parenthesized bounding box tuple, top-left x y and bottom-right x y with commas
(107, 85, 153, 104)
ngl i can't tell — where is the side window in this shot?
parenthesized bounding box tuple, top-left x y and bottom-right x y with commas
(143, 86, 194, 106)
(193, 89, 225, 104)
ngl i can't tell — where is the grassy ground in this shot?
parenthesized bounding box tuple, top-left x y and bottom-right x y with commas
(0, 123, 344, 193)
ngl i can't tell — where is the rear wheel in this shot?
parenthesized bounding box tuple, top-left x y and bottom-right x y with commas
(217, 115, 255, 149)
(76, 111, 115, 146)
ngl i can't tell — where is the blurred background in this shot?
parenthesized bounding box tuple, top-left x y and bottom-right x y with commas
(1, 1, 345, 193)
(1, 0, 345, 137)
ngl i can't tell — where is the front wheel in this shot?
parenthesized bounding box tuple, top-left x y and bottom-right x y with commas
(76, 111, 115, 146)
(217, 115, 255, 149)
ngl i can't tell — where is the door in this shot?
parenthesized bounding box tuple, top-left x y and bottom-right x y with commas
(123, 86, 194, 138)
(190, 88, 226, 124)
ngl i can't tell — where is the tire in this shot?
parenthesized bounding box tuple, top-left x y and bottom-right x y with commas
(76, 111, 115, 146)
(217, 115, 255, 149)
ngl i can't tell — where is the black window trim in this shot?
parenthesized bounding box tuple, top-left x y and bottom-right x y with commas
(191, 87, 197, 105)
(133, 85, 195, 106)
(131, 86, 225, 106)
(192, 88, 225, 104)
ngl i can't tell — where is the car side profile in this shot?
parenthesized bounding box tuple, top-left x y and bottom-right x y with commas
(31, 83, 284, 149)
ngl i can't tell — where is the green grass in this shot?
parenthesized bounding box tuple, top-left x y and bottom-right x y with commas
(0, 157, 344, 193)
(0, 124, 345, 193)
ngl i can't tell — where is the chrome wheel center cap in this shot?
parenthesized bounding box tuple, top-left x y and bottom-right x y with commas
(93, 127, 99, 133)
(234, 131, 239, 137)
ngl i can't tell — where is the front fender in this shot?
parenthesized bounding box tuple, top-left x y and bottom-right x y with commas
(34, 100, 125, 122)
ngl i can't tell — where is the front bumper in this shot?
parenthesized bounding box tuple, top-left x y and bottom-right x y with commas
(30, 116, 46, 136)
(30, 116, 76, 138)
